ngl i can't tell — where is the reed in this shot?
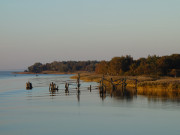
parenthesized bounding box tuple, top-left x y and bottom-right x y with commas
(71, 72, 180, 98)
(137, 80, 180, 98)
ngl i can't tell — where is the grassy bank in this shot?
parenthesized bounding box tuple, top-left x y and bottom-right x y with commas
(137, 78, 180, 98)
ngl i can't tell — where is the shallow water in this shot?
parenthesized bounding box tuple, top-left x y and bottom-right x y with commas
(0, 72, 180, 135)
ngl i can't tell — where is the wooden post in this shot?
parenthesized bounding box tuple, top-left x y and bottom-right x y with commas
(135, 79, 138, 93)
(124, 78, 127, 89)
(26, 82, 33, 90)
(101, 75, 104, 93)
(99, 80, 101, 90)
(122, 78, 124, 93)
(65, 82, 69, 92)
(110, 78, 115, 91)
(77, 73, 80, 90)
(123, 78, 127, 95)
(90, 85, 91, 92)
(104, 85, 106, 94)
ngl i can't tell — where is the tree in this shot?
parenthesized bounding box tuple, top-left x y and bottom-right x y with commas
(28, 62, 43, 73)
(95, 61, 108, 74)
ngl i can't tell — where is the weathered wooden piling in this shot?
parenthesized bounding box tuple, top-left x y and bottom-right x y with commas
(77, 73, 80, 90)
(49, 82, 58, 91)
(120, 78, 127, 95)
(121, 78, 124, 93)
(110, 78, 116, 91)
(26, 82, 33, 90)
(101, 75, 104, 92)
(99, 75, 106, 94)
(77, 92, 80, 102)
(65, 82, 69, 92)
(135, 79, 138, 93)
(90, 85, 91, 92)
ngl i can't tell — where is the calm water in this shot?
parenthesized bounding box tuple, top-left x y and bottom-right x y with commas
(0, 71, 180, 135)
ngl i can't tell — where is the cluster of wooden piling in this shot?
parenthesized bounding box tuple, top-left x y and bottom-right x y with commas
(99, 75, 138, 96)
(26, 81, 33, 90)
(25, 74, 138, 98)
(49, 82, 59, 90)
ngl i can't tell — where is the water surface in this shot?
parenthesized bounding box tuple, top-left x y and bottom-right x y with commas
(0, 71, 180, 135)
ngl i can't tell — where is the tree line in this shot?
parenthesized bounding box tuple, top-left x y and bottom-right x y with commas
(27, 61, 98, 73)
(27, 54, 180, 77)
(95, 54, 180, 77)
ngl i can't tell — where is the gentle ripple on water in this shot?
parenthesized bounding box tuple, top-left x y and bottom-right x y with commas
(0, 72, 180, 135)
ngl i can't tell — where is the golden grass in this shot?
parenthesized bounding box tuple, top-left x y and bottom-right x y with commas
(70, 72, 102, 82)
(71, 72, 180, 98)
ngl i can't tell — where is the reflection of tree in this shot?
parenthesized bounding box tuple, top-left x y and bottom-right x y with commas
(49, 89, 58, 96)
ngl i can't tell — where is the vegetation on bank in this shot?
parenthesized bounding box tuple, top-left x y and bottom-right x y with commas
(71, 72, 180, 98)
(95, 54, 180, 77)
(26, 61, 98, 73)
(25, 53, 180, 98)
(26, 54, 180, 77)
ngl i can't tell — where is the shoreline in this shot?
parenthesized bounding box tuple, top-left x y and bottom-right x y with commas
(13, 71, 78, 75)
(10, 71, 180, 98)
(15, 71, 180, 95)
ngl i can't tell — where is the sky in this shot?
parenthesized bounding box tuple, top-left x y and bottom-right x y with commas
(0, 0, 180, 70)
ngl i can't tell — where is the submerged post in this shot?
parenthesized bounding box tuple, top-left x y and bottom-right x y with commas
(123, 78, 127, 95)
(49, 82, 58, 91)
(122, 78, 124, 93)
(26, 82, 33, 90)
(90, 85, 91, 92)
(101, 75, 104, 93)
(77, 73, 80, 90)
(135, 79, 138, 93)
(65, 82, 69, 92)
(110, 78, 115, 91)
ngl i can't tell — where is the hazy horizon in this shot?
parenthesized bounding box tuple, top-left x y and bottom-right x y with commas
(1, 0, 180, 70)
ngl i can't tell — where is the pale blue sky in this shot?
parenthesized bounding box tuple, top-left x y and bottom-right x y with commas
(0, 0, 180, 70)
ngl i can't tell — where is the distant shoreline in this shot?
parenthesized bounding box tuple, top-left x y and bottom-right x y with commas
(13, 71, 77, 75)
(13, 71, 92, 75)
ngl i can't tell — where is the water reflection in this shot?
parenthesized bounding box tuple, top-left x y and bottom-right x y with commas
(26, 89, 32, 100)
(65, 89, 69, 95)
(100, 93, 106, 100)
(100, 87, 137, 101)
(49, 89, 59, 96)
(147, 96, 180, 103)
(77, 91, 80, 102)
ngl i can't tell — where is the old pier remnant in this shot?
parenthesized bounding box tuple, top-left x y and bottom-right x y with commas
(26, 81, 33, 90)
(99, 75, 137, 96)
(65, 82, 69, 93)
(77, 73, 80, 89)
(77, 73, 81, 93)
(49, 82, 59, 91)
(99, 75, 106, 94)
